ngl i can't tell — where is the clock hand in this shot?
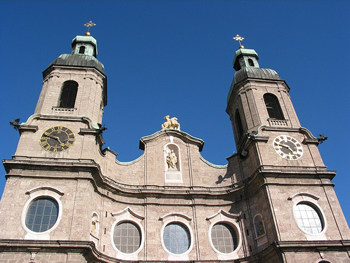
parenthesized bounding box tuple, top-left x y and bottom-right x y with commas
(279, 143, 293, 152)
(280, 143, 298, 155)
(44, 133, 65, 146)
(55, 136, 65, 146)
(44, 132, 59, 140)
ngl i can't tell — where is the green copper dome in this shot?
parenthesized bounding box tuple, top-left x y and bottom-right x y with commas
(47, 54, 105, 74)
(227, 48, 281, 102)
(43, 35, 105, 77)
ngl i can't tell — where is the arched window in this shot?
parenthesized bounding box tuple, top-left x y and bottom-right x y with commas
(59, 81, 78, 108)
(235, 109, 244, 139)
(248, 58, 254, 67)
(263, 93, 284, 120)
(79, 46, 85, 54)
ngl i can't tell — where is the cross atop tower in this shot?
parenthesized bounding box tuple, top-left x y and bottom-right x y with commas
(84, 21, 96, 36)
(233, 34, 245, 49)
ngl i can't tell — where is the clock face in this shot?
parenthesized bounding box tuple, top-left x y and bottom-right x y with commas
(40, 126, 75, 152)
(273, 135, 303, 160)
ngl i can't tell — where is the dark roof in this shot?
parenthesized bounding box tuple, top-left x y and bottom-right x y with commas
(227, 67, 281, 103)
(48, 54, 105, 74)
(43, 53, 107, 107)
(234, 67, 280, 84)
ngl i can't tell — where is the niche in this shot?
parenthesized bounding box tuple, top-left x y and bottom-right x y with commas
(164, 143, 182, 182)
(90, 212, 100, 244)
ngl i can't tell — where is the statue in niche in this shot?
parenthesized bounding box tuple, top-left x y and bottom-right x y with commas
(256, 221, 265, 236)
(166, 150, 178, 169)
(91, 217, 97, 235)
(161, 115, 180, 130)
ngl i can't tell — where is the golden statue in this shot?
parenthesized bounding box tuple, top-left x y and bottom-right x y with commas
(166, 150, 178, 169)
(161, 115, 180, 130)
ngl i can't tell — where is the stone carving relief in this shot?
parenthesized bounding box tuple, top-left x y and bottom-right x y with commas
(161, 115, 180, 130)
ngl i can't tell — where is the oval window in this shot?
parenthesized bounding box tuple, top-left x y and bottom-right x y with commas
(294, 203, 324, 234)
(113, 221, 141, 254)
(211, 223, 238, 253)
(163, 222, 190, 254)
(25, 198, 59, 232)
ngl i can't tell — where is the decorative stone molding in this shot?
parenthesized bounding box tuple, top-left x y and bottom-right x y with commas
(159, 212, 192, 222)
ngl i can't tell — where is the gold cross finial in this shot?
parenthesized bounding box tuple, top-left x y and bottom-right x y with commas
(84, 21, 96, 36)
(233, 34, 245, 49)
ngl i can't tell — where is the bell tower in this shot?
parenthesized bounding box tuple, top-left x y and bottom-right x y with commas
(226, 46, 301, 154)
(225, 36, 350, 261)
(13, 25, 107, 159)
(35, 33, 107, 126)
(226, 37, 326, 168)
(1, 24, 112, 249)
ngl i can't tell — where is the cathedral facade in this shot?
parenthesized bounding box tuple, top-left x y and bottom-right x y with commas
(0, 32, 349, 263)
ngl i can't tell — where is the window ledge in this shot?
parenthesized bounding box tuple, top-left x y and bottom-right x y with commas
(255, 234, 268, 246)
(255, 233, 266, 240)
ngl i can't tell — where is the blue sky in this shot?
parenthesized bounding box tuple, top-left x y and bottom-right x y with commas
(1, 1, 349, 224)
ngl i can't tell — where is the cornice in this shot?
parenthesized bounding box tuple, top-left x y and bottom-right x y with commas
(0, 239, 349, 263)
(2, 157, 240, 199)
(21, 114, 100, 129)
(3, 158, 336, 203)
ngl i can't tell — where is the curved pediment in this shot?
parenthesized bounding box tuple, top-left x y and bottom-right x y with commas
(139, 129, 204, 152)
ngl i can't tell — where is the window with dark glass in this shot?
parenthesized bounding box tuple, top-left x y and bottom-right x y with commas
(163, 223, 190, 254)
(235, 110, 244, 139)
(294, 203, 324, 234)
(248, 58, 254, 67)
(79, 46, 85, 54)
(263, 93, 284, 120)
(59, 81, 78, 108)
(25, 198, 59, 232)
(211, 223, 238, 253)
(113, 221, 141, 254)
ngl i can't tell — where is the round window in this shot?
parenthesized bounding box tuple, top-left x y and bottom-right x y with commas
(211, 223, 238, 253)
(294, 203, 324, 234)
(163, 223, 190, 254)
(113, 221, 141, 254)
(25, 197, 59, 232)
